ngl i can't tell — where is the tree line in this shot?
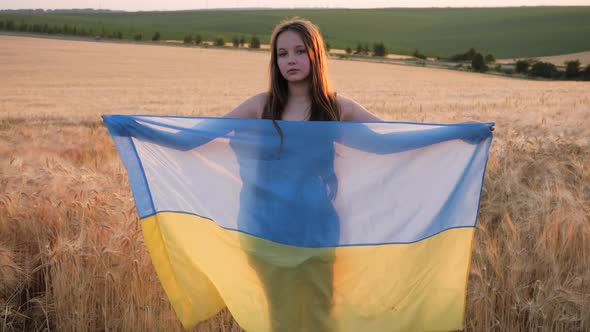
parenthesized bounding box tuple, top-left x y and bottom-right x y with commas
(513, 58, 590, 80)
(0, 18, 388, 55)
(2, 19, 587, 80)
(340, 42, 388, 57)
(0, 19, 124, 39)
(181, 33, 262, 49)
(0, 19, 266, 48)
(449, 48, 590, 81)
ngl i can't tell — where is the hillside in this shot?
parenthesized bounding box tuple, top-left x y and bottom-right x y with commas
(1, 6, 589, 58)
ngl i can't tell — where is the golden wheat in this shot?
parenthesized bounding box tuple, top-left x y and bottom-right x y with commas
(1, 35, 589, 331)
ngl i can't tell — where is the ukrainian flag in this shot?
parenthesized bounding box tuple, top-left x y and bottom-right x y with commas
(103, 115, 493, 332)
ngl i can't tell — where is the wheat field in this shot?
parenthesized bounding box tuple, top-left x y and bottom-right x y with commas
(1, 35, 589, 331)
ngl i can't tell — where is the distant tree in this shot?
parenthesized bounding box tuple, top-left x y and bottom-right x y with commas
(62, 24, 69, 34)
(215, 36, 225, 47)
(18, 21, 28, 32)
(583, 64, 590, 81)
(465, 48, 477, 60)
(194, 34, 202, 45)
(413, 49, 427, 60)
(515, 60, 530, 74)
(372, 41, 387, 57)
(485, 54, 496, 63)
(239, 35, 245, 47)
(250, 36, 261, 48)
(133, 32, 143, 41)
(152, 31, 161, 41)
(449, 47, 477, 62)
(362, 44, 370, 55)
(471, 53, 488, 72)
(183, 34, 193, 44)
(354, 43, 363, 55)
(0, 21, 4, 30)
(564, 59, 581, 78)
(345, 47, 352, 55)
(112, 31, 123, 39)
(6, 20, 15, 31)
(531, 61, 558, 78)
(325, 42, 331, 52)
(232, 36, 240, 48)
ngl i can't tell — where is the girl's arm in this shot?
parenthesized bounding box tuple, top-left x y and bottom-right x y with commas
(334, 122, 493, 155)
(223, 92, 267, 119)
(335, 95, 493, 154)
(104, 93, 267, 151)
(338, 95, 382, 121)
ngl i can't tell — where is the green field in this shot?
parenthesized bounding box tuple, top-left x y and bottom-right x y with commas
(1, 7, 589, 58)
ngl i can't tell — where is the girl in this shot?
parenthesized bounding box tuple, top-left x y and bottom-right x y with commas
(223, 18, 381, 332)
(224, 17, 381, 123)
(222, 18, 380, 332)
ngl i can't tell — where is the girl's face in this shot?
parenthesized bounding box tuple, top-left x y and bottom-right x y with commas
(276, 30, 311, 83)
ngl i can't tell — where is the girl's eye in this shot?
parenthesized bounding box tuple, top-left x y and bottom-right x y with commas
(277, 50, 304, 57)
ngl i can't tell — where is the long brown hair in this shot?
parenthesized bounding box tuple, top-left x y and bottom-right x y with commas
(262, 18, 340, 158)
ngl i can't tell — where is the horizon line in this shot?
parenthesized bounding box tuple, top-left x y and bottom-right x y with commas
(1, 5, 589, 12)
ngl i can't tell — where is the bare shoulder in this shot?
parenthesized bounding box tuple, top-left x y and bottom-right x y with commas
(251, 91, 270, 105)
(224, 92, 269, 119)
(336, 94, 382, 122)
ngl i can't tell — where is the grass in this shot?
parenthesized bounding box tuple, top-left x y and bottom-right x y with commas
(1, 6, 590, 58)
(0, 35, 589, 331)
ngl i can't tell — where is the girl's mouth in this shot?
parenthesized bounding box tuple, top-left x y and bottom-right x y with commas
(287, 69, 299, 74)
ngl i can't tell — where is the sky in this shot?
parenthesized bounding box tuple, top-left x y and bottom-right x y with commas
(1, 0, 589, 11)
